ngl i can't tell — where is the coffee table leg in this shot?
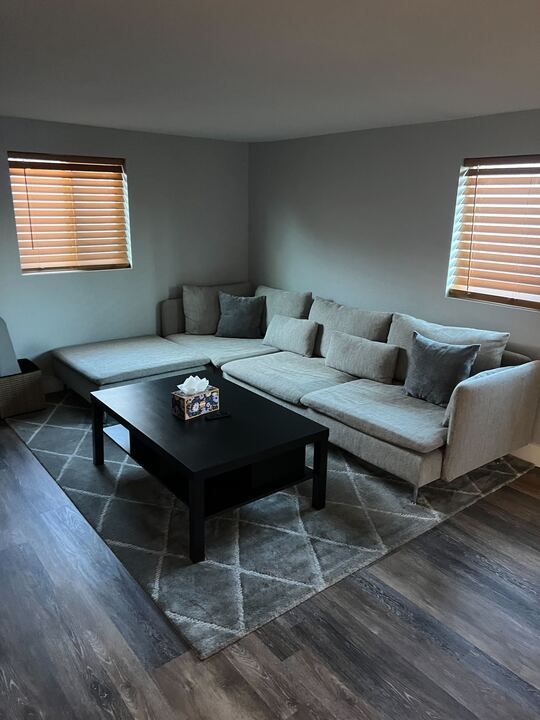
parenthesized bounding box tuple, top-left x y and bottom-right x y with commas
(312, 435, 328, 510)
(92, 401, 105, 466)
(189, 478, 205, 563)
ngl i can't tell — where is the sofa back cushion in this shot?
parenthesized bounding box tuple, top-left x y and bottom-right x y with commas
(263, 315, 319, 357)
(308, 297, 392, 357)
(388, 313, 510, 381)
(160, 297, 185, 336)
(216, 292, 265, 338)
(255, 285, 313, 330)
(325, 331, 399, 384)
(183, 282, 252, 335)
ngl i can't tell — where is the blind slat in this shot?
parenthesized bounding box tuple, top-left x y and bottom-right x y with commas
(450, 276, 540, 297)
(10, 167, 124, 180)
(447, 156, 540, 309)
(453, 252, 540, 268)
(457, 233, 540, 245)
(8, 152, 131, 273)
(11, 191, 124, 201)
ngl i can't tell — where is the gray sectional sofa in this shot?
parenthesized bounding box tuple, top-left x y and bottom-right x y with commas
(52, 282, 540, 498)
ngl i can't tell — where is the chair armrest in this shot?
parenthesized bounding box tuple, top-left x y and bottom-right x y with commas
(442, 361, 540, 481)
(160, 298, 185, 336)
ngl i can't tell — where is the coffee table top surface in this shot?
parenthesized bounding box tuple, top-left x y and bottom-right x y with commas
(92, 369, 327, 478)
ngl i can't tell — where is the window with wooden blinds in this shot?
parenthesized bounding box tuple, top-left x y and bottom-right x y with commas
(447, 155, 540, 310)
(8, 152, 132, 273)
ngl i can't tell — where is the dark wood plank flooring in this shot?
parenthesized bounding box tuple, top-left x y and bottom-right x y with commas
(0, 421, 538, 719)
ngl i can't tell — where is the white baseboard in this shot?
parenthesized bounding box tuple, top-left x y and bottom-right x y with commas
(513, 443, 540, 466)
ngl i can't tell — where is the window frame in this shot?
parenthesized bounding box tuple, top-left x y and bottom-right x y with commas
(446, 154, 540, 312)
(8, 151, 132, 275)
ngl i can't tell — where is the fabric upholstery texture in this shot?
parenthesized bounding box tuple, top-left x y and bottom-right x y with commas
(160, 297, 185, 336)
(166, 334, 279, 367)
(221, 352, 354, 405)
(325, 331, 399, 384)
(216, 292, 264, 339)
(302, 379, 447, 453)
(404, 332, 479, 406)
(306, 409, 444, 487)
(262, 315, 319, 357)
(308, 297, 392, 357)
(442, 360, 540, 481)
(52, 336, 209, 385)
(388, 313, 510, 381)
(183, 282, 252, 335)
(443, 367, 508, 427)
(501, 349, 532, 366)
(255, 285, 313, 330)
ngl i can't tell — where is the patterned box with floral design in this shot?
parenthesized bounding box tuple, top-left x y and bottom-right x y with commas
(171, 386, 220, 420)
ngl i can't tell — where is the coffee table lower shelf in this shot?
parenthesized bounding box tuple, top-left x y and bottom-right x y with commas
(103, 424, 327, 561)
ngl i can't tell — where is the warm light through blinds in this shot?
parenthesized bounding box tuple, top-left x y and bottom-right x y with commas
(8, 152, 131, 273)
(447, 155, 540, 310)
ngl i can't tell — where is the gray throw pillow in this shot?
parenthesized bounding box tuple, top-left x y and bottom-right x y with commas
(262, 315, 319, 356)
(183, 282, 252, 334)
(404, 332, 480, 406)
(388, 313, 509, 381)
(325, 331, 399, 384)
(216, 292, 264, 338)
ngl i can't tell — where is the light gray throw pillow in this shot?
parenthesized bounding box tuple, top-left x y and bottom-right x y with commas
(325, 331, 399, 384)
(388, 313, 509, 381)
(216, 292, 264, 338)
(404, 332, 480, 406)
(183, 282, 252, 334)
(308, 297, 392, 357)
(255, 285, 313, 330)
(263, 315, 319, 357)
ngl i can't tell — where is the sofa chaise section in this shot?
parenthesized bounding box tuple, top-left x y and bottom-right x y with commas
(53, 336, 209, 399)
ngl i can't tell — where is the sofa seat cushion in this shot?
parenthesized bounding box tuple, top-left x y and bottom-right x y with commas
(53, 336, 209, 386)
(222, 352, 354, 405)
(166, 334, 279, 367)
(302, 380, 447, 453)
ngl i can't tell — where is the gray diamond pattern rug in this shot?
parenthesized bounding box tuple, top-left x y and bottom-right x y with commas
(8, 390, 533, 659)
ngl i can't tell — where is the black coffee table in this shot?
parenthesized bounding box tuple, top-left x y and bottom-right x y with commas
(91, 369, 328, 562)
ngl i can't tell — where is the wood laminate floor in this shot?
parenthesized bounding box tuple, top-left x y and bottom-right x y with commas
(0, 421, 538, 719)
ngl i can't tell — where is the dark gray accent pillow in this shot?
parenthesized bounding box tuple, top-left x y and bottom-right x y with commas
(216, 292, 264, 338)
(404, 332, 480, 406)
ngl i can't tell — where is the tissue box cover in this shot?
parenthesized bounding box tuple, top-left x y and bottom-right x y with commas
(172, 386, 220, 420)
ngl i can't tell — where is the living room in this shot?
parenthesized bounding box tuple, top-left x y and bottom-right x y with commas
(1, 2, 539, 719)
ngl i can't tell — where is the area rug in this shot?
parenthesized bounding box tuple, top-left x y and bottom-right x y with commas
(8, 390, 533, 659)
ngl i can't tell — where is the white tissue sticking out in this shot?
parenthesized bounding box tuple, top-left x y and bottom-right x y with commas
(176, 375, 209, 395)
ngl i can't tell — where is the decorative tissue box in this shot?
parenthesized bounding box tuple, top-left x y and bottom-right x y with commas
(172, 386, 220, 420)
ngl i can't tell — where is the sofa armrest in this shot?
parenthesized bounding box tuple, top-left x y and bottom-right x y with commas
(160, 298, 185, 336)
(442, 361, 540, 481)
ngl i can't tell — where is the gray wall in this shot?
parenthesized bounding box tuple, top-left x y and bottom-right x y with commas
(0, 117, 248, 385)
(249, 109, 540, 359)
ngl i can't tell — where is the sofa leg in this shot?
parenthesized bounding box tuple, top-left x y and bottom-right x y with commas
(412, 486, 419, 504)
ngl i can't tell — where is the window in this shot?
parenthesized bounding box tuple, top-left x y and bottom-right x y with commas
(447, 155, 540, 310)
(8, 152, 131, 273)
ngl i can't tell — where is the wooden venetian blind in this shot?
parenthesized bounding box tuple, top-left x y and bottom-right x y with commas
(447, 155, 540, 310)
(8, 152, 131, 273)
